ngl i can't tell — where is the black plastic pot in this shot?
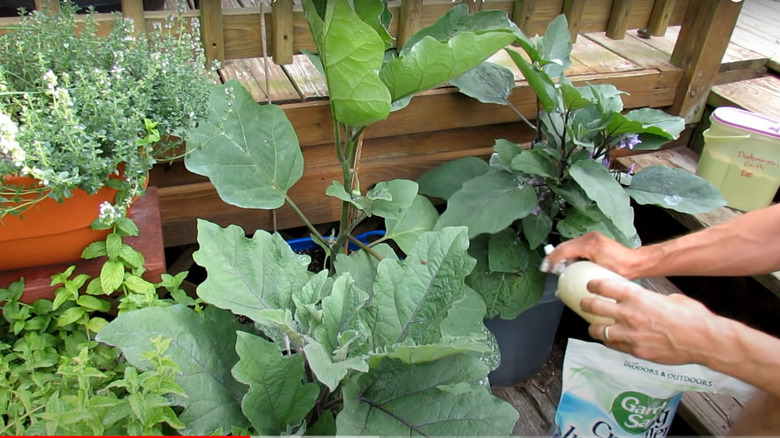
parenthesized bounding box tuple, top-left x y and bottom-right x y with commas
(483, 275, 564, 387)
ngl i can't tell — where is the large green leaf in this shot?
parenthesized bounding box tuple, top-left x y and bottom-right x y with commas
(381, 31, 516, 102)
(539, 14, 572, 78)
(466, 235, 546, 319)
(450, 61, 515, 105)
(607, 107, 685, 139)
(193, 219, 311, 320)
(304, 0, 391, 127)
(399, 4, 520, 55)
(505, 48, 558, 112)
(365, 179, 418, 219)
(354, 0, 393, 50)
(569, 160, 636, 241)
(337, 354, 518, 435)
(626, 166, 726, 214)
(417, 156, 490, 201)
(511, 147, 559, 178)
(302, 339, 369, 392)
(488, 228, 531, 273)
(384, 195, 439, 255)
(97, 305, 249, 435)
(436, 169, 538, 238)
(312, 274, 370, 355)
(333, 243, 398, 299)
(364, 227, 475, 348)
(232, 332, 319, 435)
(185, 80, 303, 209)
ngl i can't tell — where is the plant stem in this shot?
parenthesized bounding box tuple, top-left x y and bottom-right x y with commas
(283, 194, 327, 246)
(346, 234, 383, 260)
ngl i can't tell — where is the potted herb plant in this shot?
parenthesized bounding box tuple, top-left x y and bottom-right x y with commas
(96, 1, 527, 435)
(417, 15, 727, 386)
(0, 2, 215, 270)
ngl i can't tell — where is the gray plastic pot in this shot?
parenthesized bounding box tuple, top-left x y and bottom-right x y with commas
(483, 275, 564, 387)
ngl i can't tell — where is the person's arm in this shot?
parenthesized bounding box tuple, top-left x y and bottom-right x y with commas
(544, 203, 780, 279)
(581, 278, 780, 400)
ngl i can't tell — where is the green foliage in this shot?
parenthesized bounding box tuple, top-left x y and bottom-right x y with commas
(0, 220, 196, 434)
(0, 3, 217, 218)
(99, 1, 522, 435)
(419, 14, 727, 319)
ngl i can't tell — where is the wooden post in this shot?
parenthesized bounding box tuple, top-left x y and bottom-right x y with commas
(513, 0, 536, 33)
(199, 0, 225, 68)
(647, 0, 676, 36)
(33, 0, 59, 12)
(121, 0, 146, 35)
(464, 0, 484, 14)
(670, 0, 742, 123)
(563, 0, 585, 42)
(606, 0, 633, 40)
(271, 0, 293, 65)
(397, 0, 423, 50)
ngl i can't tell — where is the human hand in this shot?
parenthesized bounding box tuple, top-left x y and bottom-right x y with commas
(581, 277, 716, 365)
(541, 232, 639, 278)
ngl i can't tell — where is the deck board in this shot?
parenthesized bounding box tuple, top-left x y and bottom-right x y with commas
(709, 75, 780, 121)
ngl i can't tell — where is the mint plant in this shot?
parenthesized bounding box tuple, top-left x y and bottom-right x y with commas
(0, 218, 194, 434)
(97, 1, 526, 435)
(418, 15, 726, 319)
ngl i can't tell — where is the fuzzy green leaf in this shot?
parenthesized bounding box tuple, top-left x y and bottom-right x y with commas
(382, 31, 516, 102)
(364, 227, 475, 348)
(569, 159, 636, 242)
(626, 166, 726, 214)
(522, 211, 553, 249)
(304, 0, 391, 126)
(365, 179, 418, 219)
(488, 228, 530, 273)
(192, 220, 311, 320)
(417, 156, 490, 201)
(384, 195, 438, 255)
(436, 169, 538, 238)
(185, 80, 303, 209)
(337, 354, 518, 435)
(232, 332, 319, 435)
(97, 305, 249, 435)
(450, 61, 515, 105)
(100, 260, 124, 292)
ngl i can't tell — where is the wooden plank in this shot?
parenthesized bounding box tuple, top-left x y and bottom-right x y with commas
(283, 69, 663, 149)
(670, 0, 743, 123)
(397, 0, 423, 50)
(219, 59, 268, 102)
(563, 0, 585, 42)
(281, 54, 328, 101)
(569, 35, 640, 74)
(272, 0, 294, 65)
(709, 76, 780, 122)
(513, 0, 537, 33)
(606, 0, 634, 40)
(200, 0, 226, 66)
(158, 120, 533, 245)
(583, 31, 682, 106)
(647, 0, 676, 36)
(491, 387, 550, 436)
(615, 147, 780, 299)
(222, 57, 301, 103)
(33, 0, 59, 12)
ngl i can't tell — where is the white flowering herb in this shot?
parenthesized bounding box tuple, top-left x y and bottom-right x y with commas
(0, 2, 218, 219)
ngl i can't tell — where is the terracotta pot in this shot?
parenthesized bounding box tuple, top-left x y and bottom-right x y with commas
(0, 172, 141, 271)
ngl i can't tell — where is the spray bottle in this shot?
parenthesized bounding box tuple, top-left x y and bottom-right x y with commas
(543, 244, 633, 325)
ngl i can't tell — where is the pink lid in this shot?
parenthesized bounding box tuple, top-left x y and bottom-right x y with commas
(711, 107, 780, 140)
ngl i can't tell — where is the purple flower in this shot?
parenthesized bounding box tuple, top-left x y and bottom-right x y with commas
(616, 134, 642, 150)
(627, 163, 636, 175)
(602, 156, 611, 168)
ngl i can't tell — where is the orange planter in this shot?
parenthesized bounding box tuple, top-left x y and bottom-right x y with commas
(1, 174, 128, 271)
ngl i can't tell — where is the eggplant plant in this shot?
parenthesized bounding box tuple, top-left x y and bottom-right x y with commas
(418, 15, 727, 320)
(97, 1, 524, 435)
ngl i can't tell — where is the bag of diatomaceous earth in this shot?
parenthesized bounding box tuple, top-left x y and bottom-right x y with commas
(552, 339, 756, 438)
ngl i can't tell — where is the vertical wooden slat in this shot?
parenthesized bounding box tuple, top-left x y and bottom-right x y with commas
(563, 0, 585, 42)
(464, 0, 484, 14)
(121, 0, 146, 35)
(670, 0, 742, 123)
(200, 0, 225, 67)
(606, 0, 634, 40)
(647, 0, 677, 36)
(271, 0, 294, 65)
(33, 0, 60, 12)
(513, 0, 536, 32)
(397, 0, 423, 50)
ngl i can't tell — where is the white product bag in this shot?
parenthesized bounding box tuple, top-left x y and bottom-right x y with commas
(552, 338, 756, 438)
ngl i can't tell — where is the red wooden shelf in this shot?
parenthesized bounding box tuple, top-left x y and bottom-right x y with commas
(0, 187, 166, 304)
